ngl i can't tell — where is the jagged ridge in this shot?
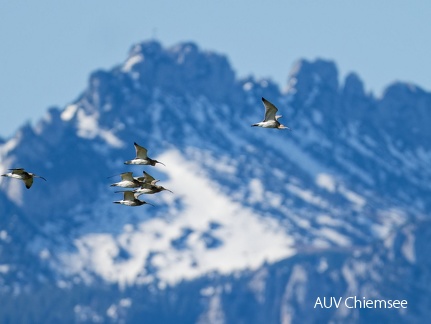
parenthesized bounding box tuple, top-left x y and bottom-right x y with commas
(0, 40, 430, 323)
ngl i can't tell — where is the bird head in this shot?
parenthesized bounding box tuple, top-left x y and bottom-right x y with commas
(153, 160, 166, 166)
(161, 186, 173, 193)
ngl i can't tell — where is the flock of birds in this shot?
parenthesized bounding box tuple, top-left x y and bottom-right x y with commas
(1, 97, 290, 207)
(110, 142, 172, 207)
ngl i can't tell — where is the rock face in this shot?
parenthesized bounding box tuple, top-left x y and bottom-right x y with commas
(0, 40, 430, 323)
(121, 41, 238, 102)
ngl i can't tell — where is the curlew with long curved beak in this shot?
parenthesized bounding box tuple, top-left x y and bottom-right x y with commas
(113, 190, 154, 207)
(1, 168, 46, 189)
(109, 172, 143, 188)
(251, 97, 291, 130)
(124, 142, 165, 166)
(133, 180, 173, 196)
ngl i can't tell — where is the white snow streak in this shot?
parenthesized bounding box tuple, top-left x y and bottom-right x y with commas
(59, 149, 295, 286)
(315, 173, 336, 192)
(61, 104, 78, 121)
(401, 227, 416, 264)
(122, 54, 144, 72)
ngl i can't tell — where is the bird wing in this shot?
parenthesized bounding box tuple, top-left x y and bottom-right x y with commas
(10, 168, 26, 175)
(134, 142, 148, 159)
(143, 171, 156, 183)
(23, 177, 34, 189)
(120, 172, 134, 181)
(262, 97, 278, 121)
(123, 191, 136, 201)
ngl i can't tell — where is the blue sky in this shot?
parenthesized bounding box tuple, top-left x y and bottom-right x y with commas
(1, 0, 430, 138)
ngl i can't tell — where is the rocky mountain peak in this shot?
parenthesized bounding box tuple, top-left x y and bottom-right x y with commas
(121, 40, 237, 102)
(378, 81, 431, 146)
(342, 72, 366, 98)
(128, 40, 163, 58)
(286, 58, 339, 105)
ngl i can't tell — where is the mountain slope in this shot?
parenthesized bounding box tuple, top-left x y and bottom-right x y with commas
(0, 40, 430, 323)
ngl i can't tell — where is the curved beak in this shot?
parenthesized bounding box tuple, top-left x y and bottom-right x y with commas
(279, 124, 292, 131)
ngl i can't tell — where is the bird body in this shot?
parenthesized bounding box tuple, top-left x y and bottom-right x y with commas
(135, 171, 158, 184)
(132, 170, 172, 195)
(252, 97, 291, 130)
(109, 172, 143, 188)
(133, 181, 173, 196)
(1, 168, 46, 189)
(113, 190, 154, 207)
(124, 142, 165, 166)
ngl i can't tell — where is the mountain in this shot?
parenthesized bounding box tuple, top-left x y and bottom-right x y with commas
(0, 40, 430, 323)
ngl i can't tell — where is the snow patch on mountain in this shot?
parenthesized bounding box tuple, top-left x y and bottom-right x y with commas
(338, 185, 366, 209)
(76, 109, 99, 139)
(315, 173, 336, 192)
(286, 183, 329, 208)
(122, 54, 144, 73)
(57, 149, 295, 286)
(61, 104, 79, 121)
(0, 177, 24, 206)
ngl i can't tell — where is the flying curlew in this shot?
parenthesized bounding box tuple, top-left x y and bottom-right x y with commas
(113, 190, 154, 207)
(1, 168, 46, 189)
(124, 142, 165, 166)
(133, 180, 173, 196)
(251, 97, 291, 130)
(109, 172, 143, 188)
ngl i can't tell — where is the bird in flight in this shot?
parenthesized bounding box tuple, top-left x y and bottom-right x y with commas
(133, 180, 173, 196)
(1, 168, 46, 189)
(132, 170, 173, 195)
(113, 190, 154, 207)
(109, 172, 143, 188)
(252, 97, 291, 130)
(124, 142, 165, 166)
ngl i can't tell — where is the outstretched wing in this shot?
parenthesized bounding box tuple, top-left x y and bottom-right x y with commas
(10, 168, 26, 175)
(23, 177, 34, 189)
(123, 191, 136, 201)
(134, 142, 148, 159)
(262, 97, 278, 121)
(142, 171, 156, 183)
(120, 172, 134, 181)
